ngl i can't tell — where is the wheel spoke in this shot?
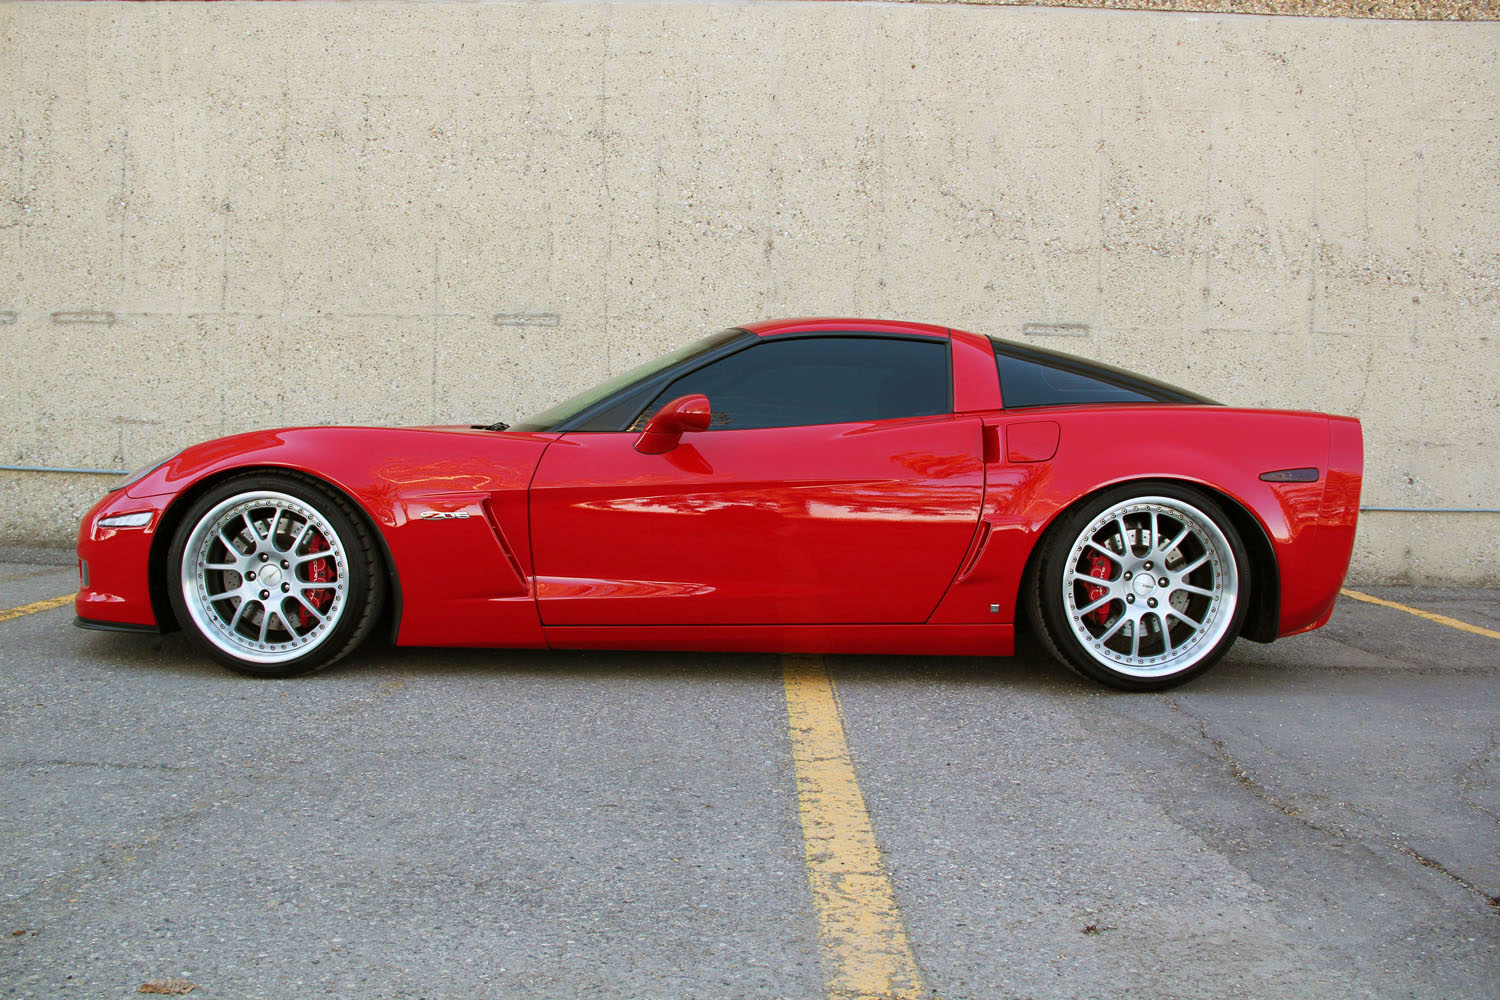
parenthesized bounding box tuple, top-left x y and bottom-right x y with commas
(1167, 608, 1203, 629)
(293, 593, 327, 624)
(1098, 615, 1130, 644)
(266, 508, 284, 548)
(205, 588, 238, 602)
(291, 520, 313, 553)
(1160, 526, 1190, 559)
(1159, 614, 1175, 655)
(1068, 570, 1116, 587)
(1077, 593, 1113, 616)
(1177, 582, 1215, 598)
(1083, 540, 1118, 563)
(1114, 516, 1131, 554)
(1179, 552, 1211, 574)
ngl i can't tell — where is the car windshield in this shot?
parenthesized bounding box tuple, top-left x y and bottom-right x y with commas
(511, 328, 746, 431)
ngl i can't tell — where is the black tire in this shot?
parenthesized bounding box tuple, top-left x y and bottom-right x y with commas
(166, 472, 385, 677)
(1027, 482, 1251, 691)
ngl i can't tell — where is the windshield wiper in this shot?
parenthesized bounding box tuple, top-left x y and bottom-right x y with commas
(471, 421, 510, 431)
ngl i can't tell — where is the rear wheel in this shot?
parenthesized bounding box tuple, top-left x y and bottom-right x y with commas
(167, 473, 384, 677)
(1028, 483, 1250, 691)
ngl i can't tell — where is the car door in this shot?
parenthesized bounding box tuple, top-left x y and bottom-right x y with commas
(528, 334, 985, 626)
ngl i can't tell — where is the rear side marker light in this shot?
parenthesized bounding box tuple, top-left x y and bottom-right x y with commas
(1260, 468, 1320, 483)
(80, 560, 89, 588)
(99, 511, 153, 528)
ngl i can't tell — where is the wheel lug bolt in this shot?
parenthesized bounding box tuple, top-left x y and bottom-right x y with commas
(281, 582, 291, 593)
(1126, 594, 1135, 604)
(259, 553, 269, 562)
(1123, 571, 1133, 581)
(1144, 561, 1153, 570)
(246, 571, 255, 580)
(1159, 577, 1169, 587)
(1148, 597, 1158, 608)
(259, 590, 270, 600)
(281, 560, 290, 569)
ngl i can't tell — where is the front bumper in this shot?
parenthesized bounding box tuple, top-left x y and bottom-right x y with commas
(74, 489, 173, 629)
(74, 616, 164, 634)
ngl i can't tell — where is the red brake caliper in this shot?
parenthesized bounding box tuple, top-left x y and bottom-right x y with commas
(299, 534, 333, 629)
(1085, 553, 1113, 625)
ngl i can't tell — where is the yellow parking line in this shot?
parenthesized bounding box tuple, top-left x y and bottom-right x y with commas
(0, 593, 75, 623)
(782, 654, 926, 1000)
(1341, 588, 1500, 641)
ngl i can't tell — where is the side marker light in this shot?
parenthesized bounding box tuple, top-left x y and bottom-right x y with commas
(1259, 468, 1320, 483)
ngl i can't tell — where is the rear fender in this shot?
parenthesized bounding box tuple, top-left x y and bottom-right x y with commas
(929, 407, 1349, 639)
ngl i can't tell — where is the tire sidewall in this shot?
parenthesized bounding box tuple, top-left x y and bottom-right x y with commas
(166, 473, 378, 677)
(1037, 481, 1252, 691)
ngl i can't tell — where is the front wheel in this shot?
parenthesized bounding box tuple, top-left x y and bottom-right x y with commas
(166, 473, 385, 677)
(1028, 484, 1251, 691)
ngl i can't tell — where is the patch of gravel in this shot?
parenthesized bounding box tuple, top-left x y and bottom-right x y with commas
(900, 0, 1499, 21)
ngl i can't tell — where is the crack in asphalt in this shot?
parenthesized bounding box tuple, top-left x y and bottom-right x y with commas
(1176, 707, 1352, 843)
(1456, 720, 1500, 827)
(1171, 699, 1500, 918)
(1391, 843, 1500, 913)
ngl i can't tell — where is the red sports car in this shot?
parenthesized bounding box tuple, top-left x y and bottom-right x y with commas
(75, 318, 1362, 690)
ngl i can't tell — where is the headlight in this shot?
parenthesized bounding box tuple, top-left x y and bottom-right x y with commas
(108, 456, 172, 494)
(98, 511, 154, 529)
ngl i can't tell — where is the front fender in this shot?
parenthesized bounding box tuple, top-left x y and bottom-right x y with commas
(129, 426, 559, 647)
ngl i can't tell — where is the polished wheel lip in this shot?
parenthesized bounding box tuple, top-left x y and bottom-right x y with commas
(179, 490, 349, 665)
(1061, 495, 1238, 679)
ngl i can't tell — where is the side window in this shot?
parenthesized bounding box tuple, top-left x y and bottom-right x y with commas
(633, 336, 950, 431)
(990, 337, 1212, 408)
(994, 351, 1157, 408)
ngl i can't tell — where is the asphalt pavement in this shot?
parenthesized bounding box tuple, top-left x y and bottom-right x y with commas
(1, 549, 1496, 999)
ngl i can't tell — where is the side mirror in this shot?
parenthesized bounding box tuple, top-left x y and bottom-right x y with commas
(634, 394, 711, 454)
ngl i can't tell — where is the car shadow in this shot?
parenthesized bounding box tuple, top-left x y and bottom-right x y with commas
(316, 625, 1095, 695)
(70, 619, 1422, 697)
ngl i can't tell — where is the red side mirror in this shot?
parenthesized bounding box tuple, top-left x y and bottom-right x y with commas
(634, 394, 712, 454)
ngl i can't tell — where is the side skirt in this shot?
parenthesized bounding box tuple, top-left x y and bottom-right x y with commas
(542, 623, 1014, 657)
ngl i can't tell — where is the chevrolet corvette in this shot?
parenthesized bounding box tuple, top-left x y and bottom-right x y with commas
(75, 318, 1362, 690)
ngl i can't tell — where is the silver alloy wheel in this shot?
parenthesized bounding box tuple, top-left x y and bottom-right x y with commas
(1060, 495, 1239, 678)
(178, 490, 350, 665)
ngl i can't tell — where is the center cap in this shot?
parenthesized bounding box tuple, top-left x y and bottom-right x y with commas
(259, 563, 284, 588)
(1132, 574, 1157, 598)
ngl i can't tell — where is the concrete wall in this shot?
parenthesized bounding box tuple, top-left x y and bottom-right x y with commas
(1, 1, 1497, 583)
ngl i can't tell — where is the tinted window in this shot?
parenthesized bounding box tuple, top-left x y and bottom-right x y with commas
(990, 337, 1215, 409)
(635, 336, 950, 431)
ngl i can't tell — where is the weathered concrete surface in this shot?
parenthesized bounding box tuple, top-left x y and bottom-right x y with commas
(0, 2, 1496, 582)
